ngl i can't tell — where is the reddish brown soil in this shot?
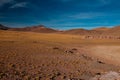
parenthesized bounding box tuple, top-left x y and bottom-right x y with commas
(0, 30, 120, 80)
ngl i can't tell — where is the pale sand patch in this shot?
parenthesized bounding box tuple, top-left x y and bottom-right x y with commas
(90, 71, 120, 80)
(88, 46, 120, 66)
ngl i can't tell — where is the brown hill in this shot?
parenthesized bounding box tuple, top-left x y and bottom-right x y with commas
(62, 28, 103, 35)
(63, 26, 120, 35)
(9, 25, 58, 33)
(62, 26, 120, 39)
(106, 26, 120, 35)
(0, 24, 10, 30)
(1, 23, 120, 36)
(92, 26, 120, 35)
(93, 27, 110, 31)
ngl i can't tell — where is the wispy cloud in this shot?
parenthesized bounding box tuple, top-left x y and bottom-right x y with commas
(10, 2, 28, 8)
(69, 12, 120, 19)
(69, 12, 105, 19)
(76, 0, 112, 7)
(0, 0, 28, 8)
(0, 0, 14, 6)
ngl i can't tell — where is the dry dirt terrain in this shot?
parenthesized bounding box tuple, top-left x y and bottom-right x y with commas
(0, 30, 120, 80)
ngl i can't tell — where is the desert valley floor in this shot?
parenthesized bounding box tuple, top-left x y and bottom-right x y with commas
(0, 30, 120, 80)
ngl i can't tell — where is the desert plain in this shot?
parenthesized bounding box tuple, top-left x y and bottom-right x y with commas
(0, 28, 120, 80)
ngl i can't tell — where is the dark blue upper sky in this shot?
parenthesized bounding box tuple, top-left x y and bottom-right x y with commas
(0, 0, 120, 30)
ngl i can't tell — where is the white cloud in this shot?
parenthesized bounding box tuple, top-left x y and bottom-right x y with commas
(0, 0, 14, 6)
(69, 12, 120, 19)
(0, 0, 29, 8)
(76, 0, 112, 8)
(10, 2, 28, 8)
(69, 12, 105, 19)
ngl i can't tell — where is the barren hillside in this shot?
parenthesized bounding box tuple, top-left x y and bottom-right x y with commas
(62, 26, 120, 40)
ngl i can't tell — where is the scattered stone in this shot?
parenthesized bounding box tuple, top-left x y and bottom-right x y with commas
(65, 48, 78, 54)
(35, 76, 41, 80)
(53, 47, 59, 50)
(90, 71, 120, 80)
(97, 61, 105, 64)
(65, 50, 74, 54)
(96, 73, 101, 75)
(82, 54, 93, 60)
(72, 48, 78, 51)
(0, 72, 6, 79)
(8, 63, 16, 68)
(68, 78, 84, 80)
(62, 76, 67, 79)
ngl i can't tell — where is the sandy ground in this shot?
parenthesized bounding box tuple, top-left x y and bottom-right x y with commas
(88, 46, 120, 66)
(0, 30, 120, 80)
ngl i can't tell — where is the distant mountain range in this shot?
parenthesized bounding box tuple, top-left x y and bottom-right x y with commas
(0, 24, 120, 37)
(62, 26, 120, 36)
(0, 24, 10, 30)
(0, 24, 57, 33)
(9, 25, 58, 33)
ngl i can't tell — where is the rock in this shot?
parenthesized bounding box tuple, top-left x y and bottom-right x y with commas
(72, 48, 78, 51)
(82, 54, 93, 60)
(65, 48, 78, 54)
(97, 61, 105, 64)
(65, 50, 74, 54)
(53, 47, 59, 50)
(96, 73, 101, 75)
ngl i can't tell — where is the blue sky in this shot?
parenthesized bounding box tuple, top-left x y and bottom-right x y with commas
(0, 0, 120, 30)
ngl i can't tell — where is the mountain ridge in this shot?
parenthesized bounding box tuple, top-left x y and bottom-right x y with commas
(0, 24, 120, 36)
(8, 25, 58, 33)
(0, 24, 10, 30)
